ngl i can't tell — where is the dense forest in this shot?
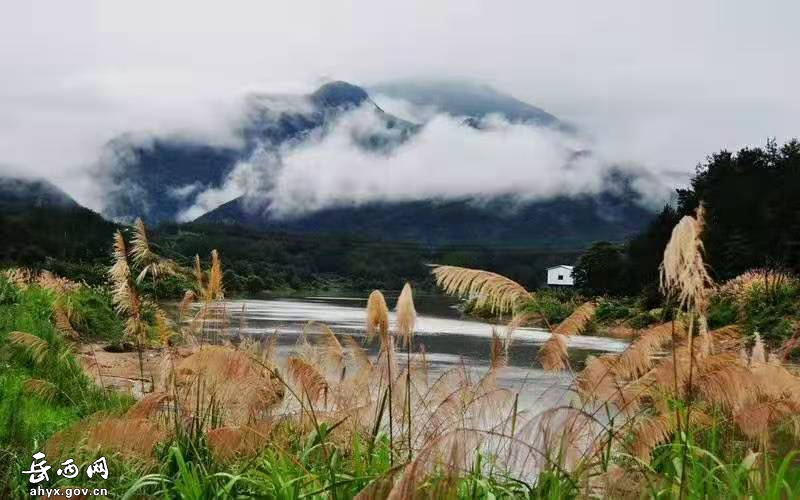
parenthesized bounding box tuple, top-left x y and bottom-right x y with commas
(0, 205, 117, 272)
(150, 223, 580, 293)
(575, 139, 800, 298)
(0, 205, 578, 294)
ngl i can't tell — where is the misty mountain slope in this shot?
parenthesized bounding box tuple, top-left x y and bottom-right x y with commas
(0, 176, 78, 210)
(198, 192, 653, 249)
(0, 176, 118, 265)
(371, 79, 568, 129)
(100, 81, 417, 223)
(95, 78, 654, 249)
(101, 140, 241, 223)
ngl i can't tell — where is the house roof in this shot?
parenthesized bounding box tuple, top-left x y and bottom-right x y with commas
(546, 265, 574, 271)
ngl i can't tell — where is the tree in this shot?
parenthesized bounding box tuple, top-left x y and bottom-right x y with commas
(573, 241, 629, 296)
(626, 205, 680, 288)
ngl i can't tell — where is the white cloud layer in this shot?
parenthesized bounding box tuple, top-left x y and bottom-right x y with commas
(269, 110, 605, 214)
(175, 104, 674, 220)
(1, 0, 799, 213)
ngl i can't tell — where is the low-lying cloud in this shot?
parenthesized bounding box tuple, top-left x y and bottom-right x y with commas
(177, 101, 674, 221)
(2, 1, 799, 218)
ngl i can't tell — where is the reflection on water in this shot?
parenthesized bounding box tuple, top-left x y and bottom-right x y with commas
(203, 295, 628, 411)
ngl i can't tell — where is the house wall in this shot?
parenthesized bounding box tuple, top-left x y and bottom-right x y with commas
(546, 266, 574, 286)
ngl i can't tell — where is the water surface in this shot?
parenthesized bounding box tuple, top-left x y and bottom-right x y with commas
(214, 295, 628, 410)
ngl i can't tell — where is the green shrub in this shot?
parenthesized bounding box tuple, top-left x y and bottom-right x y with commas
(0, 286, 131, 416)
(595, 299, 635, 323)
(44, 259, 109, 286)
(707, 295, 739, 329)
(0, 372, 80, 448)
(521, 290, 578, 325)
(742, 279, 800, 343)
(135, 272, 193, 299)
(0, 276, 20, 305)
(63, 286, 124, 343)
(628, 311, 658, 329)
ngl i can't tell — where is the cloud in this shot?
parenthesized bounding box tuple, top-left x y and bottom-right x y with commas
(1, 0, 799, 215)
(180, 102, 672, 220)
(370, 94, 440, 123)
(269, 111, 604, 214)
(175, 148, 282, 222)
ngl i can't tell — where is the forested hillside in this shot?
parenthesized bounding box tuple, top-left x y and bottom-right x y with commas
(575, 139, 800, 297)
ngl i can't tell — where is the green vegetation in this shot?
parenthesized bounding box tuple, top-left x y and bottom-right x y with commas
(2, 201, 800, 498)
(61, 285, 125, 343)
(1, 203, 580, 297)
(564, 139, 800, 349)
(430, 206, 800, 499)
(518, 288, 583, 327)
(0, 205, 118, 276)
(0, 276, 133, 497)
(575, 139, 800, 299)
(2, 140, 800, 498)
(153, 222, 579, 294)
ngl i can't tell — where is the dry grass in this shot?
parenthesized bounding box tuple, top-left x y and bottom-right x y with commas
(343, 335, 373, 376)
(316, 323, 345, 380)
(130, 218, 182, 283)
(206, 422, 274, 462)
(716, 267, 797, 305)
(46, 414, 167, 461)
(173, 345, 284, 424)
(536, 301, 596, 373)
(366, 290, 390, 342)
(8, 331, 50, 364)
(30, 212, 800, 497)
(660, 204, 713, 312)
(53, 303, 80, 341)
(287, 356, 329, 405)
(562, 206, 800, 490)
(23, 378, 60, 402)
(37, 270, 80, 295)
(630, 410, 712, 461)
(109, 230, 150, 346)
(553, 301, 596, 336)
(538, 333, 568, 372)
(395, 283, 417, 346)
(490, 329, 508, 370)
(3, 267, 35, 288)
(612, 321, 686, 380)
(430, 265, 532, 314)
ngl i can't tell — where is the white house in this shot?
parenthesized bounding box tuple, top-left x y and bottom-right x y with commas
(546, 265, 575, 286)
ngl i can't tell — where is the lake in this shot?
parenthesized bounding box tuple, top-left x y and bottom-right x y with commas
(207, 294, 628, 411)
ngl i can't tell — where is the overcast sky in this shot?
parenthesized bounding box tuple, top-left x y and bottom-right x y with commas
(2, 0, 799, 209)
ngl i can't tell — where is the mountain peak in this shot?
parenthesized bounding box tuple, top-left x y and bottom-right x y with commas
(371, 78, 565, 129)
(310, 81, 369, 108)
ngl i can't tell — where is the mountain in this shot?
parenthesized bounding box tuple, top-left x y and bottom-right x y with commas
(101, 81, 416, 223)
(94, 79, 654, 248)
(0, 176, 118, 267)
(198, 190, 653, 249)
(371, 79, 569, 130)
(0, 176, 78, 210)
(96, 80, 571, 224)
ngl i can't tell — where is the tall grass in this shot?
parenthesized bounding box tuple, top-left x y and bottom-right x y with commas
(3, 213, 800, 498)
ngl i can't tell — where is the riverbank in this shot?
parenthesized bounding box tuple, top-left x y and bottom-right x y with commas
(3, 215, 800, 498)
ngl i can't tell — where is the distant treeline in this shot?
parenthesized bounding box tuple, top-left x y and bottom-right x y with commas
(0, 205, 116, 264)
(575, 139, 800, 300)
(153, 222, 579, 293)
(0, 202, 578, 294)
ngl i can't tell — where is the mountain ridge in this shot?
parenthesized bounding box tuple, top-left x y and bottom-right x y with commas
(198, 190, 653, 249)
(6, 79, 656, 250)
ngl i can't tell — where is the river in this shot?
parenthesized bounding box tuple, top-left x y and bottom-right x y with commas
(210, 294, 628, 411)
